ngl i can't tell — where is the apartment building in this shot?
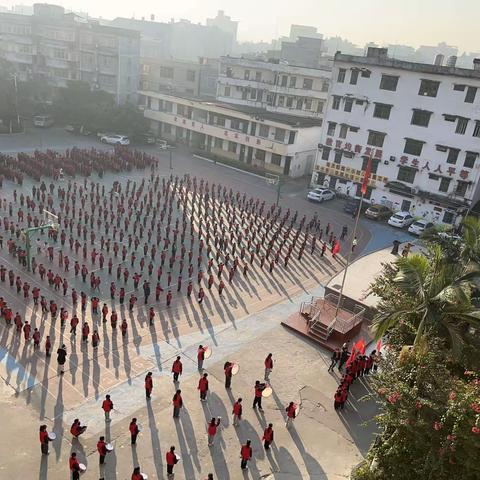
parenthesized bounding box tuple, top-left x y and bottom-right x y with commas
(311, 47, 480, 225)
(0, 3, 140, 103)
(139, 90, 322, 177)
(140, 57, 219, 98)
(216, 56, 331, 119)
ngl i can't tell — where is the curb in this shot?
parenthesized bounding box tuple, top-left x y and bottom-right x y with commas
(192, 154, 267, 180)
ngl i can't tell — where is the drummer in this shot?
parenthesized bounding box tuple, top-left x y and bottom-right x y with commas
(130, 418, 140, 445)
(69, 452, 80, 479)
(253, 380, 265, 411)
(285, 402, 297, 428)
(70, 419, 87, 438)
(166, 445, 178, 478)
(97, 435, 107, 464)
(131, 466, 143, 480)
(39, 425, 50, 455)
(197, 345, 206, 370)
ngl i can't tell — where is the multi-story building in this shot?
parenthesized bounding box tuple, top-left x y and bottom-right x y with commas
(216, 56, 331, 119)
(139, 90, 322, 177)
(311, 47, 480, 225)
(140, 57, 219, 98)
(206, 10, 237, 51)
(0, 3, 140, 103)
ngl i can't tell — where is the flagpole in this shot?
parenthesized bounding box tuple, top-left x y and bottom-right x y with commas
(332, 154, 372, 322)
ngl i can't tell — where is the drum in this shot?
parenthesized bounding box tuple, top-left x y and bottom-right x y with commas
(48, 432, 56, 441)
(262, 386, 273, 398)
(137, 424, 142, 432)
(141, 474, 148, 480)
(204, 347, 212, 359)
(231, 363, 240, 375)
(106, 443, 114, 452)
(294, 403, 300, 417)
(175, 453, 181, 462)
(79, 463, 87, 472)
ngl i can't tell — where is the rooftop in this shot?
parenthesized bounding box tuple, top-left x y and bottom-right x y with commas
(335, 49, 480, 80)
(221, 55, 332, 74)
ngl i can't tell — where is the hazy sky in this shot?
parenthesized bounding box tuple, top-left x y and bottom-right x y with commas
(1, 0, 478, 52)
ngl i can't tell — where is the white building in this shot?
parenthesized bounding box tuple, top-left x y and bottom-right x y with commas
(139, 90, 322, 177)
(312, 47, 480, 225)
(217, 56, 331, 119)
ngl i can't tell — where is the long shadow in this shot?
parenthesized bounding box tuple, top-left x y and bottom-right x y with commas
(38, 452, 48, 480)
(104, 420, 118, 480)
(174, 409, 197, 478)
(178, 407, 200, 470)
(52, 374, 64, 461)
(146, 399, 163, 479)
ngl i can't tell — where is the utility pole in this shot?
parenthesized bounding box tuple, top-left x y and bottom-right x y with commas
(276, 177, 282, 206)
(11, 73, 20, 128)
(169, 149, 173, 170)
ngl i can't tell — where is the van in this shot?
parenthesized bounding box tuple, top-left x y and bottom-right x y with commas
(33, 115, 54, 128)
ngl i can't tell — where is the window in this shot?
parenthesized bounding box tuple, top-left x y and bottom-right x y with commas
(316, 101, 324, 113)
(337, 68, 346, 83)
(244, 69, 250, 80)
(289, 76, 296, 88)
(255, 149, 266, 161)
(464, 152, 477, 168)
(228, 142, 237, 153)
(367, 131, 386, 147)
(344, 98, 353, 112)
(224, 86, 230, 97)
(304, 98, 312, 110)
(361, 69, 371, 78)
(327, 122, 336, 136)
(303, 78, 313, 89)
(419, 79, 440, 97)
(259, 125, 269, 138)
(439, 177, 451, 193)
(164, 101, 173, 112)
(321, 81, 329, 92)
(380, 74, 399, 91)
(296, 98, 303, 109)
(397, 166, 416, 184)
(404, 138, 424, 156)
(350, 69, 359, 85)
(255, 71, 262, 82)
(447, 148, 460, 164)
(186, 70, 196, 81)
(332, 96, 341, 110)
(256, 89, 262, 101)
(250, 88, 257, 99)
(286, 97, 293, 107)
(339, 124, 349, 139)
(443, 211, 455, 224)
(411, 110, 432, 127)
(455, 117, 468, 135)
(177, 104, 185, 116)
(214, 115, 225, 127)
(163, 124, 172, 134)
(474, 121, 480, 138)
(361, 157, 379, 174)
(288, 131, 296, 144)
(230, 119, 241, 131)
(465, 86, 477, 103)
(321, 147, 330, 161)
(280, 76, 287, 87)
(278, 96, 285, 106)
(274, 128, 286, 142)
(226, 67, 233, 78)
(373, 103, 392, 120)
(334, 150, 342, 164)
(453, 84, 466, 91)
(160, 66, 174, 79)
(271, 153, 282, 166)
(214, 137, 223, 149)
(456, 181, 469, 196)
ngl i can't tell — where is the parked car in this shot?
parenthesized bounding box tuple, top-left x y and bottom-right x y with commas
(388, 211, 415, 228)
(157, 139, 173, 150)
(364, 204, 392, 220)
(65, 124, 92, 136)
(408, 219, 434, 235)
(33, 114, 54, 128)
(307, 187, 336, 203)
(100, 134, 130, 146)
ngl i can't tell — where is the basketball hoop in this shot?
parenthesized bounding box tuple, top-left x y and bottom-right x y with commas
(43, 210, 59, 230)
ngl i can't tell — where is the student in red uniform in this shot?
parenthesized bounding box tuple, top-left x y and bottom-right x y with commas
(39, 424, 50, 455)
(23, 321, 31, 341)
(69, 452, 80, 476)
(207, 417, 221, 446)
(97, 435, 107, 464)
(70, 419, 87, 438)
(264, 353, 273, 381)
(240, 440, 252, 470)
(172, 356, 183, 383)
(224, 361, 233, 389)
(198, 373, 209, 401)
(131, 466, 143, 480)
(166, 445, 178, 478)
(45, 335, 51, 357)
(129, 418, 140, 445)
(92, 330, 100, 348)
(33, 328, 40, 347)
(262, 423, 274, 450)
(82, 322, 90, 342)
(197, 345, 206, 370)
(253, 380, 264, 411)
(285, 401, 296, 428)
(121, 318, 128, 338)
(232, 398, 243, 426)
(102, 394, 113, 422)
(145, 372, 153, 399)
(172, 389, 183, 418)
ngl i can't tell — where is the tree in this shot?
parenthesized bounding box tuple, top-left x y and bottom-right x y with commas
(371, 245, 480, 359)
(352, 337, 480, 480)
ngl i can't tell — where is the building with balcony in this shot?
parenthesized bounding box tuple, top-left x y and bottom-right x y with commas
(139, 90, 322, 177)
(216, 56, 331, 120)
(311, 47, 480, 225)
(140, 57, 219, 98)
(0, 3, 140, 103)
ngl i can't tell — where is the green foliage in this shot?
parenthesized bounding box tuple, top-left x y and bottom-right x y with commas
(354, 339, 480, 480)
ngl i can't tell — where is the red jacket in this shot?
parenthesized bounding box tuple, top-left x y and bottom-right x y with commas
(233, 402, 242, 416)
(166, 451, 176, 466)
(69, 456, 79, 471)
(172, 360, 182, 374)
(129, 422, 139, 435)
(102, 399, 113, 412)
(208, 423, 217, 436)
(97, 440, 107, 455)
(39, 430, 49, 444)
(241, 444, 252, 460)
(264, 357, 273, 369)
(198, 377, 209, 392)
(262, 427, 274, 442)
(145, 376, 153, 392)
(173, 394, 183, 408)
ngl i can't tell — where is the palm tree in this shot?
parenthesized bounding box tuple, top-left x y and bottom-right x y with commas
(372, 245, 480, 354)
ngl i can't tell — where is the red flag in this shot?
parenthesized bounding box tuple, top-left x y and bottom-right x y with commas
(353, 338, 365, 354)
(361, 156, 372, 195)
(332, 242, 340, 255)
(346, 349, 356, 367)
(376, 339, 382, 352)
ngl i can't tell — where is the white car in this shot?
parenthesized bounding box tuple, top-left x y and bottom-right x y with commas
(100, 134, 130, 146)
(388, 211, 415, 228)
(307, 188, 335, 203)
(408, 219, 434, 235)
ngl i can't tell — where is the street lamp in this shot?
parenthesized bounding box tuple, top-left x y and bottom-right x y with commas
(10, 73, 20, 130)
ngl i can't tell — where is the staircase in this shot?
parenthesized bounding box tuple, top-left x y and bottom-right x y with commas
(308, 319, 329, 341)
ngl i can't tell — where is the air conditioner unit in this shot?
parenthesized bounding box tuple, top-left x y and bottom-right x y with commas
(389, 156, 396, 162)
(384, 160, 389, 165)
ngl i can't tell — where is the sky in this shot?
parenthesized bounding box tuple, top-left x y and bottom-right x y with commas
(1, 0, 478, 52)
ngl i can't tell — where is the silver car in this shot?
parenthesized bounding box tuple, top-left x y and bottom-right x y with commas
(307, 188, 335, 203)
